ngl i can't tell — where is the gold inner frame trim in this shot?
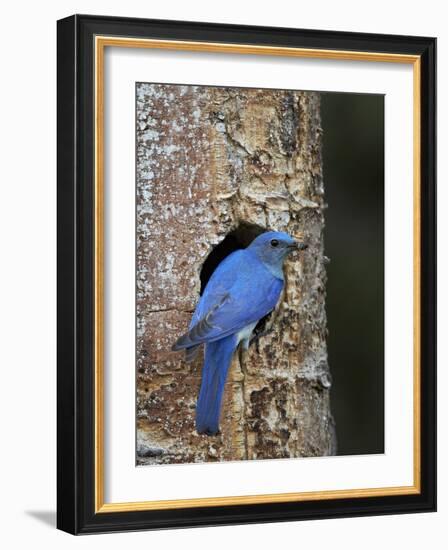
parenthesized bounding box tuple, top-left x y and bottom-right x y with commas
(94, 35, 422, 513)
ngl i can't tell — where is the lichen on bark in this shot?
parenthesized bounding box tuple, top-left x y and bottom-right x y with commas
(136, 83, 336, 465)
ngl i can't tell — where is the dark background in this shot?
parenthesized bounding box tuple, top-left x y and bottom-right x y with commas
(321, 93, 384, 455)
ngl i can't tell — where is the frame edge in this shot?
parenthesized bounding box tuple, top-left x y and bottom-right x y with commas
(57, 14, 79, 535)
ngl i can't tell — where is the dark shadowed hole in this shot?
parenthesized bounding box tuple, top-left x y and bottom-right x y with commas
(199, 222, 273, 340)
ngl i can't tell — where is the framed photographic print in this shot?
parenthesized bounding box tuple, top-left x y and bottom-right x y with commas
(57, 14, 436, 534)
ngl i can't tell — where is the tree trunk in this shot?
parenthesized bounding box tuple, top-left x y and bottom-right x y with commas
(136, 83, 336, 464)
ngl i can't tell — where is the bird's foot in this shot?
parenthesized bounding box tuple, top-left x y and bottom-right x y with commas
(249, 326, 274, 347)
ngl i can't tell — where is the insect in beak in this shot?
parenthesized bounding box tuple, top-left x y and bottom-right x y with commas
(287, 241, 308, 252)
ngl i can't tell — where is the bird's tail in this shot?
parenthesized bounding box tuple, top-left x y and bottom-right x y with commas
(196, 334, 237, 435)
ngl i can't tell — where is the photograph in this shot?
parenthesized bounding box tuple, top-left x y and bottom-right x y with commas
(0, 0, 442, 545)
(55, 14, 436, 534)
(135, 82, 384, 466)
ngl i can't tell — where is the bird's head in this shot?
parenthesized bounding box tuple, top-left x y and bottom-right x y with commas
(247, 231, 308, 270)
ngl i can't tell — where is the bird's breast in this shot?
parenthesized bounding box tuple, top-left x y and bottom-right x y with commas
(236, 321, 258, 346)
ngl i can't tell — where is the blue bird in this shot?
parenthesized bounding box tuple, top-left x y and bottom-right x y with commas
(172, 231, 308, 435)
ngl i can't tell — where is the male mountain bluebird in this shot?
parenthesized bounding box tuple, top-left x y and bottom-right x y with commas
(172, 231, 307, 435)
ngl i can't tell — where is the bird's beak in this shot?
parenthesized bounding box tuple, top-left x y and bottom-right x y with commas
(288, 241, 308, 252)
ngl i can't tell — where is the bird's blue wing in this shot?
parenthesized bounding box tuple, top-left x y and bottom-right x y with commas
(173, 250, 283, 349)
(190, 250, 245, 327)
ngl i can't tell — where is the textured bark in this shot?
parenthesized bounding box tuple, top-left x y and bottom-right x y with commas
(136, 83, 336, 465)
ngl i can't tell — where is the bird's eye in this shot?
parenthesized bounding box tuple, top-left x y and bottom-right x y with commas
(270, 239, 279, 247)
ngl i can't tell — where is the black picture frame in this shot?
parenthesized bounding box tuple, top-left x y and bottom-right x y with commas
(57, 14, 436, 534)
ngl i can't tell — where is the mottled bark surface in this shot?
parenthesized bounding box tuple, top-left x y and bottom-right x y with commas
(136, 83, 336, 465)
